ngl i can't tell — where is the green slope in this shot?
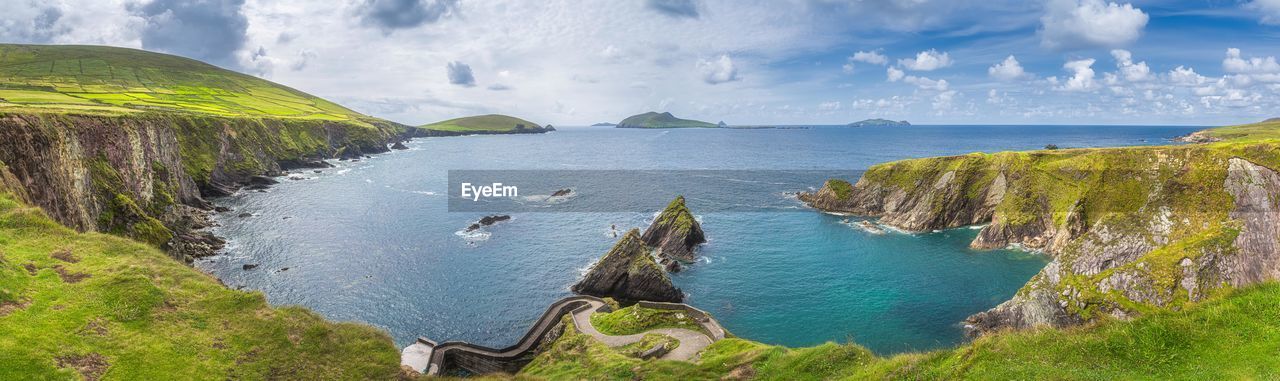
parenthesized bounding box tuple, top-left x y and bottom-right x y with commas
(523, 283, 1280, 380)
(0, 44, 368, 123)
(0, 179, 400, 380)
(616, 112, 717, 128)
(420, 114, 546, 133)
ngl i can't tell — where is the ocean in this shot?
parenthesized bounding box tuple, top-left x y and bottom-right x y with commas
(198, 124, 1201, 354)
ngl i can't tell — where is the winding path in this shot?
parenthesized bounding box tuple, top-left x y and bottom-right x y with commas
(402, 296, 725, 376)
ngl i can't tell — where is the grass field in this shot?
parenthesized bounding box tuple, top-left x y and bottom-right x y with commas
(0, 44, 367, 122)
(420, 114, 544, 132)
(0, 187, 401, 380)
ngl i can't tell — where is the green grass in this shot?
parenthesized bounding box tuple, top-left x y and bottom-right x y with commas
(420, 114, 543, 132)
(0, 190, 401, 380)
(520, 284, 1280, 380)
(0, 44, 368, 123)
(616, 112, 718, 128)
(589, 304, 703, 336)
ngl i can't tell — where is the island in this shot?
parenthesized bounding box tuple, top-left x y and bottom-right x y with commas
(847, 118, 910, 127)
(418, 114, 554, 135)
(615, 111, 718, 129)
(590, 122, 617, 127)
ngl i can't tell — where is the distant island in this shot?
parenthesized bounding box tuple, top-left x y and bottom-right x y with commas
(591, 122, 617, 127)
(848, 118, 910, 127)
(616, 111, 718, 129)
(419, 114, 554, 135)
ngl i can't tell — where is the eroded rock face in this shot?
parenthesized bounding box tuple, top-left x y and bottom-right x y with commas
(640, 196, 706, 263)
(804, 147, 1280, 335)
(572, 229, 683, 303)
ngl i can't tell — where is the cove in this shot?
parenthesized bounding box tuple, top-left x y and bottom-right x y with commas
(198, 124, 1200, 354)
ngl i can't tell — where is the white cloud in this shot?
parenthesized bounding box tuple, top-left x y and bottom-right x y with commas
(932, 90, 958, 111)
(842, 63, 855, 73)
(850, 50, 888, 65)
(1110, 49, 1150, 82)
(898, 49, 952, 71)
(1057, 58, 1098, 91)
(817, 101, 841, 111)
(696, 54, 740, 84)
(988, 55, 1029, 81)
(1223, 48, 1280, 74)
(1168, 66, 1207, 86)
(904, 75, 949, 91)
(1245, 0, 1280, 25)
(886, 66, 906, 82)
(1040, 0, 1148, 50)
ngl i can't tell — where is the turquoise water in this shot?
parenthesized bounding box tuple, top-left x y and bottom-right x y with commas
(199, 125, 1200, 354)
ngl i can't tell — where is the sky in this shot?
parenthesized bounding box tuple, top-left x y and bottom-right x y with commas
(2, 0, 1280, 126)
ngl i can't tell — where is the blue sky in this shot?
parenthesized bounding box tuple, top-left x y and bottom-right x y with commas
(3, 0, 1280, 126)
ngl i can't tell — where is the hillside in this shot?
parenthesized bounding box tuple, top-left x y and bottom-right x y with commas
(0, 44, 371, 124)
(615, 112, 718, 129)
(516, 282, 1280, 380)
(0, 172, 402, 380)
(800, 119, 1280, 334)
(0, 45, 406, 262)
(419, 114, 552, 134)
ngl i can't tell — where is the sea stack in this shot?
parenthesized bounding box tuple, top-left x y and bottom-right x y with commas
(641, 196, 706, 265)
(571, 229, 683, 303)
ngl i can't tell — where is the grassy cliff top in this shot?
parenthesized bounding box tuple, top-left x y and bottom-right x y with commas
(0, 183, 400, 379)
(420, 114, 543, 132)
(522, 282, 1280, 380)
(0, 44, 368, 123)
(616, 112, 718, 128)
(1199, 118, 1280, 142)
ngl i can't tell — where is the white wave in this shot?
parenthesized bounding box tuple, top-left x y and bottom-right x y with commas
(454, 228, 491, 242)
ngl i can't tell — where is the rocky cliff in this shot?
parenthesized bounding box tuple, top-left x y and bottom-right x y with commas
(0, 112, 405, 262)
(572, 229, 683, 303)
(640, 196, 706, 266)
(801, 137, 1280, 334)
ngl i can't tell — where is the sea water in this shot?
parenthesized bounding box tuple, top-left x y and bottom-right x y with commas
(199, 124, 1200, 354)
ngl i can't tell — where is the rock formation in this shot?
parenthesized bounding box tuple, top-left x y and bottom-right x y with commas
(801, 146, 1280, 335)
(641, 196, 706, 265)
(571, 229, 683, 303)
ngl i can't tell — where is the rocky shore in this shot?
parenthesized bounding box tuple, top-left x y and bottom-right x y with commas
(800, 142, 1280, 335)
(571, 229, 684, 303)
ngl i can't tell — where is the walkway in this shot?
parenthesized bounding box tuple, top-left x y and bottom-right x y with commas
(402, 296, 724, 376)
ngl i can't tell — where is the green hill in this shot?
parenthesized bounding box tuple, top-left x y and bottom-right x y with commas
(848, 118, 909, 127)
(420, 114, 550, 133)
(616, 112, 718, 129)
(0, 44, 369, 123)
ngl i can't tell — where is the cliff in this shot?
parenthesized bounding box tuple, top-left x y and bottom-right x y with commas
(641, 196, 706, 265)
(0, 112, 403, 262)
(800, 123, 1280, 334)
(571, 229, 683, 303)
(615, 112, 718, 129)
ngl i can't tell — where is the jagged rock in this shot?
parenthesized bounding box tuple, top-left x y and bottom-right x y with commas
(478, 215, 511, 225)
(572, 229, 683, 303)
(550, 188, 573, 197)
(237, 213, 253, 218)
(213, 206, 231, 213)
(242, 264, 259, 270)
(1173, 130, 1221, 143)
(641, 196, 706, 263)
(390, 141, 409, 150)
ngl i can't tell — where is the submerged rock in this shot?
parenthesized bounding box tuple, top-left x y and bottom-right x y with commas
(550, 188, 573, 197)
(641, 196, 706, 263)
(572, 229, 683, 303)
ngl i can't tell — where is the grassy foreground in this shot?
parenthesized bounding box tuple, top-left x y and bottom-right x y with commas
(517, 283, 1280, 380)
(0, 189, 401, 379)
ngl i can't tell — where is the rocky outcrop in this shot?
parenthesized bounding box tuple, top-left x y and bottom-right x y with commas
(0, 112, 404, 262)
(572, 229, 683, 303)
(803, 144, 1280, 334)
(640, 196, 706, 265)
(1174, 130, 1222, 143)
